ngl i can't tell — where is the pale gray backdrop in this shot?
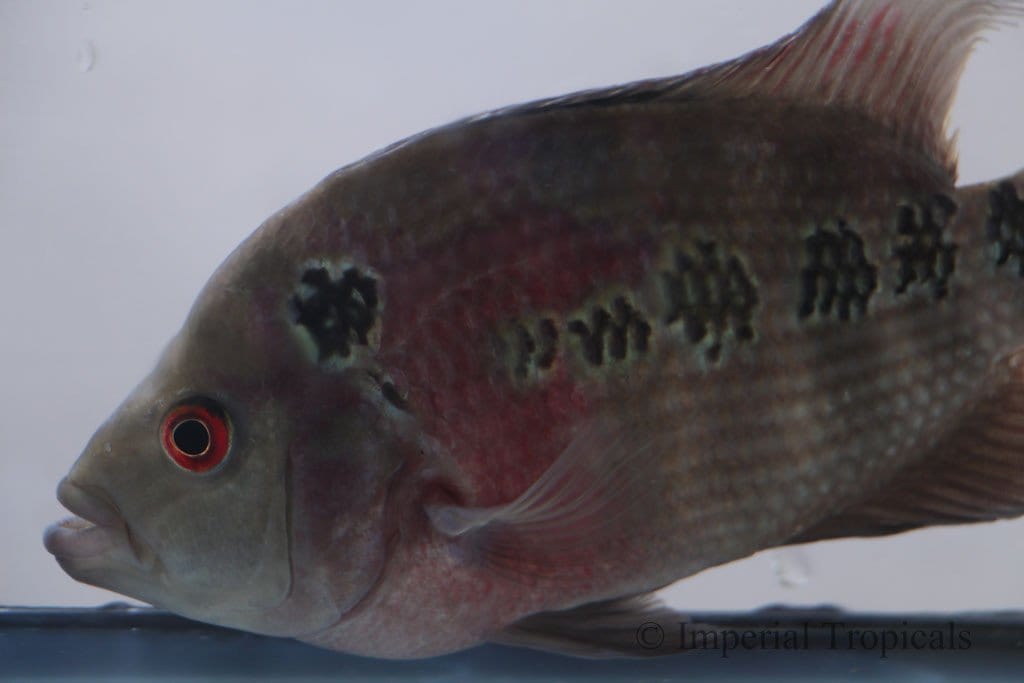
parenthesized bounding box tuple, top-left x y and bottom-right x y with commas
(2, 0, 1022, 611)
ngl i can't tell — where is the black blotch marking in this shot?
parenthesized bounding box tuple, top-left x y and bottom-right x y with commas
(291, 266, 379, 363)
(508, 318, 559, 379)
(987, 181, 1024, 275)
(380, 381, 408, 411)
(893, 194, 958, 299)
(661, 241, 758, 363)
(568, 296, 651, 366)
(799, 222, 878, 321)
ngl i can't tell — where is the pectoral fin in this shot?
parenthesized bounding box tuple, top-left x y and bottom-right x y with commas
(426, 419, 666, 582)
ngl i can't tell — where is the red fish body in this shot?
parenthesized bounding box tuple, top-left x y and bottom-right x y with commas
(45, 0, 1024, 658)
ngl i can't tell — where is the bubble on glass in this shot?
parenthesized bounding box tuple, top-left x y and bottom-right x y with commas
(76, 41, 95, 73)
(769, 548, 812, 588)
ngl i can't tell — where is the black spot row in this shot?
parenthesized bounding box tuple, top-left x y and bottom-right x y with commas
(798, 195, 959, 322)
(504, 297, 653, 379)
(502, 242, 760, 376)
(500, 192, 972, 380)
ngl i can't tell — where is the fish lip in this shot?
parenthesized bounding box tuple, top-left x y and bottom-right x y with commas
(55, 477, 123, 529)
(43, 477, 150, 566)
(44, 516, 117, 560)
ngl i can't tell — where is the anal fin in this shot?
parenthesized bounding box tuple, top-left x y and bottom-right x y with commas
(791, 351, 1024, 545)
(490, 593, 707, 658)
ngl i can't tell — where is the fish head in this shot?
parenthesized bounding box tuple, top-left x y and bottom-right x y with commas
(44, 229, 422, 638)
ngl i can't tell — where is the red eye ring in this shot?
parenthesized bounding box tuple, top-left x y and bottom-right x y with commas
(161, 402, 231, 473)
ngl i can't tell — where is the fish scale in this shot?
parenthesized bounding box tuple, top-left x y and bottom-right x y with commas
(44, 0, 1024, 659)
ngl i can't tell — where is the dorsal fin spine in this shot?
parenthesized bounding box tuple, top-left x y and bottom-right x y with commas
(668, 0, 1023, 175)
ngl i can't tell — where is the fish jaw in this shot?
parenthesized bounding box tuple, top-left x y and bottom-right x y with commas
(43, 477, 153, 573)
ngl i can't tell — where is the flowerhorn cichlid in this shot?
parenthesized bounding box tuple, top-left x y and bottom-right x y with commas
(44, 0, 1024, 659)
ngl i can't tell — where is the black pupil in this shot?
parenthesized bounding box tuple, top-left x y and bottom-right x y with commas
(172, 419, 211, 457)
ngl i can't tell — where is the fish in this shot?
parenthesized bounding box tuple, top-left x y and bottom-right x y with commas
(43, 0, 1024, 659)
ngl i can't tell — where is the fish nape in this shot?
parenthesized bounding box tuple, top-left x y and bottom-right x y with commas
(46, 0, 1024, 659)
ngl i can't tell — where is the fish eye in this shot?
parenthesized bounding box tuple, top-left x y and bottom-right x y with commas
(160, 401, 231, 473)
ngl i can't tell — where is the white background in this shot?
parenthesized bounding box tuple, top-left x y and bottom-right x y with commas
(2, 1, 1022, 611)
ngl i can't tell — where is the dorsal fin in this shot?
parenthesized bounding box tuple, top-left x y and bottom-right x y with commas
(492, 1, 1020, 177)
(666, 0, 1022, 175)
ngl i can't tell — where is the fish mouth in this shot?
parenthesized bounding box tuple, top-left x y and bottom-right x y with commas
(43, 478, 146, 565)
